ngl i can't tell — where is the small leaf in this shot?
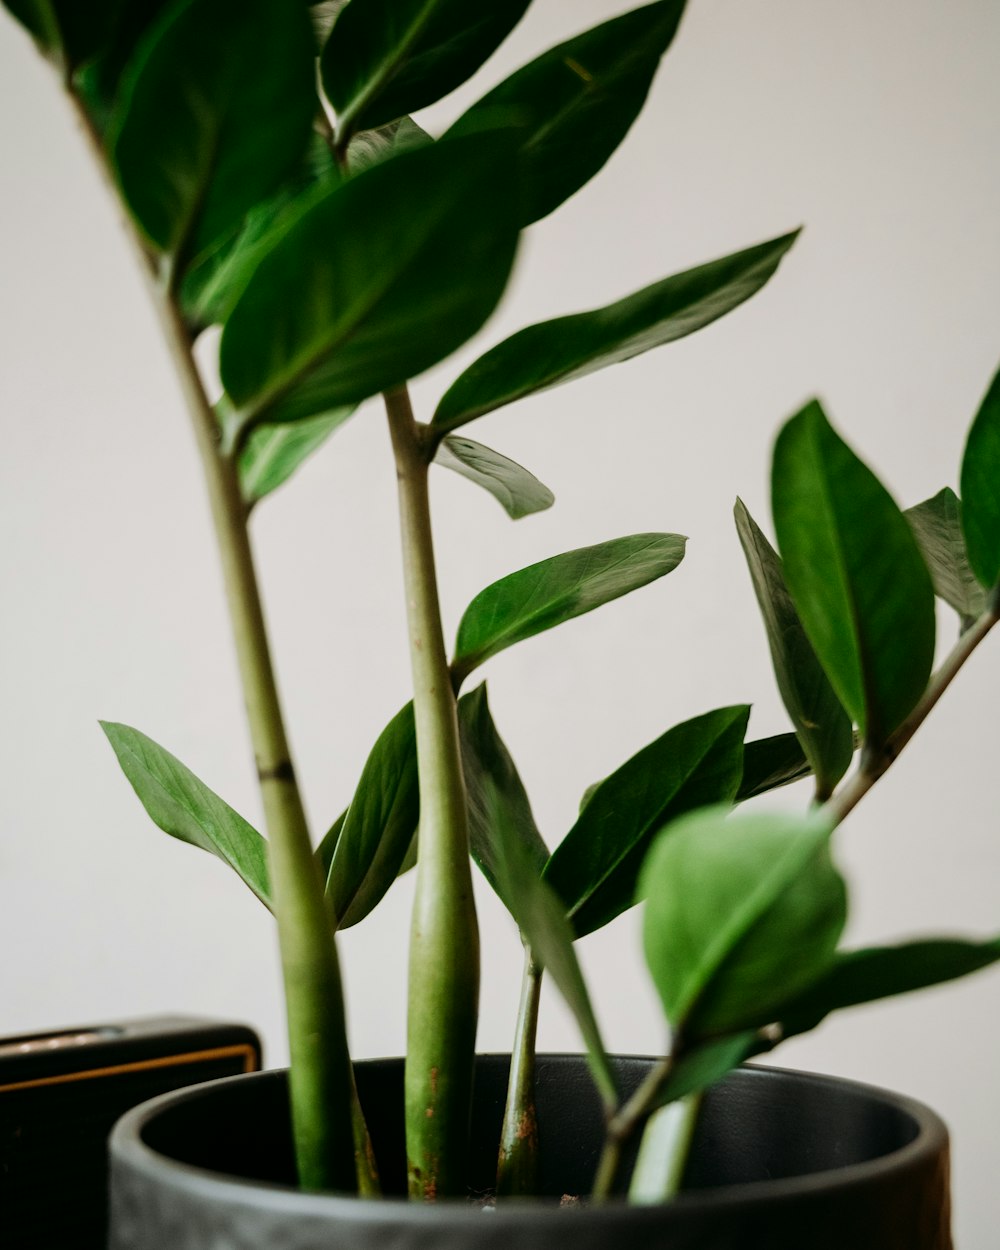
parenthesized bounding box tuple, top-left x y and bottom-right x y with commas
(960, 362, 1000, 592)
(735, 499, 852, 800)
(219, 135, 520, 427)
(111, 0, 317, 271)
(433, 232, 799, 432)
(100, 721, 271, 907)
(736, 732, 812, 802)
(445, 0, 686, 226)
(641, 806, 845, 1039)
(544, 706, 749, 939)
(434, 436, 554, 520)
(772, 401, 936, 749)
(325, 703, 419, 929)
(905, 488, 986, 632)
(458, 684, 549, 912)
(452, 533, 686, 684)
(776, 935, 1000, 1040)
(240, 407, 357, 506)
(322, 0, 530, 139)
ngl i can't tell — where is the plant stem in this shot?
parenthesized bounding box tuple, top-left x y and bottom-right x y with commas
(826, 606, 999, 826)
(385, 386, 480, 1200)
(496, 948, 543, 1197)
(591, 1055, 674, 1202)
(628, 1093, 702, 1203)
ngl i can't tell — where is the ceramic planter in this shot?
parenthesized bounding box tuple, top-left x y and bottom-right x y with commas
(109, 1054, 951, 1250)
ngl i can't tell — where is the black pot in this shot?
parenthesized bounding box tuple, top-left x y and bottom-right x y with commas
(109, 1055, 951, 1250)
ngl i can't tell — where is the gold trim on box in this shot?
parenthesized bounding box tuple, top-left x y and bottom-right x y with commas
(0, 1043, 258, 1094)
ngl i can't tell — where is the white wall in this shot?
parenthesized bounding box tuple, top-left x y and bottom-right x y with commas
(2, 0, 998, 1242)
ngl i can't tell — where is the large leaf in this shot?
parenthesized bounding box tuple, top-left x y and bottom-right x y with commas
(544, 706, 749, 939)
(240, 407, 358, 506)
(451, 533, 686, 684)
(775, 935, 1000, 1040)
(219, 135, 520, 428)
(100, 721, 271, 907)
(111, 0, 317, 271)
(325, 703, 419, 929)
(772, 401, 936, 749)
(433, 232, 798, 432)
(960, 362, 1000, 592)
(905, 488, 986, 632)
(434, 436, 554, 520)
(445, 0, 686, 226)
(735, 499, 852, 800)
(322, 0, 530, 139)
(457, 685, 549, 913)
(736, 732, 812, 802)
(641, 806, 845, 1040)
(3, 0, 121, 68)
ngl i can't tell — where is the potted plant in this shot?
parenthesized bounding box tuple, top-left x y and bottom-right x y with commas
(3, 0, 998, 1246)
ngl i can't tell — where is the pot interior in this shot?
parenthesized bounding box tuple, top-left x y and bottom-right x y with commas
(138, 1056, 925, 1200)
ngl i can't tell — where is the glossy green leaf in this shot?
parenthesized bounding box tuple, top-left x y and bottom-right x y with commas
(960, 362, 1000, 591)
(452, 533, 686, 684)
(111, 0, 317, 270)
(736, 732, 812, 802)
(458, 684, 549, 912)
(641, 807, 845, 1039)
(446, 0, 686, 226)
(772, 401, 936, 749)
(325, 703, 419, 929)
(240, 408, 357, 506)
(652, 1032, 765, 1110)
(545, 706, 749, 939)
(74, 0, 173, 129)
(219, 135, 520, 427)
(433, 232, 798, 432)
(905, 488, 986, 632)
(776, 935, 1000, 1040)
(100, 721, 271, 908)
(322, 0, 530, 139)
(480, 755, 617, 1108)
(735, 499, 852, 800)
(434, 436, 554, 520)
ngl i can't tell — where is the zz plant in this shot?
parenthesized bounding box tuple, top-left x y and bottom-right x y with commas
(7, 0, 1000, 1206)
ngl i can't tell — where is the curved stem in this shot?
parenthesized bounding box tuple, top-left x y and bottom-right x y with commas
(591, 1055, 674, 1202)
(496, 949, 543, 1197)
(386, 387, 480, 1200)
(826, 606, 998, 826)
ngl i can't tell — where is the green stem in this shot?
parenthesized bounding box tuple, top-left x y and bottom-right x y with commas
(628, 1092, 702, 1203)
(496, 948, 543, 1197)
(62, 78, 368, 1196)
(385, 386, 480, 1201)
(591, 1055, 674, 1202)
(826, 606, 999, 826)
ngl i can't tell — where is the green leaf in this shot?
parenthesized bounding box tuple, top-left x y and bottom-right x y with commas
(960, 363, 1000, 592)
(219, 135, 520, 427)
(736, 732, 813, 802)
(772, 401, 936, 749)
(110, 0, 317, 269)
(776, 935, 1000, 1040)
(322, 0, 530, 139)
(239, 408, 357, 506)
(434, 436, 554, 520)
(641, 806, 845, 1039)
(451, 533, 686, 684)
(325, 703, 419, 929)
(100, 721, 271, 908)
(344, 114, 431, 176)
(905, 488, 986, 632)
(544, 706, 749, 939)
(433, 232, 799, 432)
(316, 807, 348, 882)
(4, 0, 132, 71)
(653, 1032, 766, 1109)
(445, 0, 686, 226)
(735, 499, 852, 800)
(458, 684, 549, 913)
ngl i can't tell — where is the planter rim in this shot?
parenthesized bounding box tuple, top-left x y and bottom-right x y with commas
(109, 1055, 949, 1226)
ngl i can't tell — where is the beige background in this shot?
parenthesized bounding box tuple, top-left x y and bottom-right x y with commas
(2, 1, 998, 1242)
